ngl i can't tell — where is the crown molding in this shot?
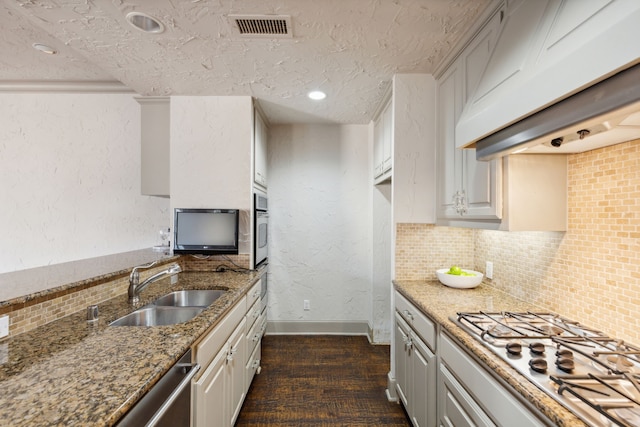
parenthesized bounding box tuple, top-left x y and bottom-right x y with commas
(0, 80, 134, 93)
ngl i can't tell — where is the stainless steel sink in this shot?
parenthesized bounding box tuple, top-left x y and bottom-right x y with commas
(153, 290, 225, 307)
(110, 289, 226, 327)
(110, 306, 204, 327)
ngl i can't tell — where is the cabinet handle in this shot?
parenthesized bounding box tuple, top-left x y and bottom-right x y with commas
(453, 190, 468, 216)
(402, 309, 414, 321)
(404, 337, 413, 353)
(227, 346, 238, 363)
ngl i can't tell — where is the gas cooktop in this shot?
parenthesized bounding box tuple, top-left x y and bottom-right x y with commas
(453, 312, 640, 427)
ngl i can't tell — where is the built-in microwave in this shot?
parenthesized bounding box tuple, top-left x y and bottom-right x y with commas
(254, 193, 268, 268)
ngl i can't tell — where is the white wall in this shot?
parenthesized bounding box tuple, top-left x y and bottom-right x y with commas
(0, 93, 169, 274)
(268, 124, 372, 329)
(169, 96, 253, 254)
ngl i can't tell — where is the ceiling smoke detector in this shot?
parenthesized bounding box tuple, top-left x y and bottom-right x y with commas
(229, 15, 292, 38)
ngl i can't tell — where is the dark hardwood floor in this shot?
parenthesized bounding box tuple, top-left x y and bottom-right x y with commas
(236, 335, 411, 426)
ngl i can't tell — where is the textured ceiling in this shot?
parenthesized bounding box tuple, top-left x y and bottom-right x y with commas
(0, 0, 491, 124)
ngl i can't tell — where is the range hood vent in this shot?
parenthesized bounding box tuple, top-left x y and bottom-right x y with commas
(475, 62, 640, 161)
(230, 15, 292, 38)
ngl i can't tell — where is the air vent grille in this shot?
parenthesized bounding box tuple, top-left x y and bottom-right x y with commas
(230, 15, 293, 38)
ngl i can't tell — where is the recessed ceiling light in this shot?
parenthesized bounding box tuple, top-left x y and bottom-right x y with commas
(126, 12, 165, 34)
(308, 91, 326, 100)
(32, 43, 57, 55)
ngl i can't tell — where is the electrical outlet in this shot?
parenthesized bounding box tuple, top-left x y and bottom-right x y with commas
(303, 300, 310, 311)
(0, 315, 9, 339)
(486, 261, 494, 280)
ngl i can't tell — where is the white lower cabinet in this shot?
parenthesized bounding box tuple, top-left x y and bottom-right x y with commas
(438, 333, 546, 427)
(394, 292, 549, 427)
(394, 292, 437, 427)
(193, 342, 227, 427)
(192, 278, 266, 427)
(193, 314, 247, 427)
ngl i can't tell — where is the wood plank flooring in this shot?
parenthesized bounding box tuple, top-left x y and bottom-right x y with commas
(236, 335, 411, 426)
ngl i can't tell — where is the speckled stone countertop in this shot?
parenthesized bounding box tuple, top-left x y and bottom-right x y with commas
(394, 280, 589, 427)
(0, 269, 263, 426)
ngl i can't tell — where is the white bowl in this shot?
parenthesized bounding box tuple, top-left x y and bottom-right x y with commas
(436, 269, 483, 289)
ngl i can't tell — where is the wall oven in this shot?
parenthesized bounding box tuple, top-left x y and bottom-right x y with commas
(254, 192, 268, 268)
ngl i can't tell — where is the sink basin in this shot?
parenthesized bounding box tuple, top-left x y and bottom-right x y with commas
(153, 289, 225, 307)
(110, 306, 204, 327)
(110, 289, 226, 327)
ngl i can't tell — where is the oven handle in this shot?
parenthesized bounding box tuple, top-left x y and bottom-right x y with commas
(144, 362, 201, 427)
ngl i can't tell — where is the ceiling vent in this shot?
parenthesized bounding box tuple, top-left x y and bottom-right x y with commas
(229, 14, 293, 38)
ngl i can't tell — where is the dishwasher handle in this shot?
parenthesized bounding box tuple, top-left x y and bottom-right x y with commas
(145, 362, 201, 427)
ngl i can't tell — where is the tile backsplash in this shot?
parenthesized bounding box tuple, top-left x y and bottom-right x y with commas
(396, 139, 640, 345)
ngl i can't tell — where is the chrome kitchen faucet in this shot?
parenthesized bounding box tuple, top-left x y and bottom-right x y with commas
(128, 261, 182, 304)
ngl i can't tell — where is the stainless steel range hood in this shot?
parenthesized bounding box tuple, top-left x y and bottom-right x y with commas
(475, 63, 640, 161)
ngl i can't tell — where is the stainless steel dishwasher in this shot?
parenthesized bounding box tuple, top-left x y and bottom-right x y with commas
(116, 349, 200, 427)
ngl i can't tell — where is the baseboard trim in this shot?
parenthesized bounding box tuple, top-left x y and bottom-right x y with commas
(386, 371, 399, 402)
(266, 320, 369, 336)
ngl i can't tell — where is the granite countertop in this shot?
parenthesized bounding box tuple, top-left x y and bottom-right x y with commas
(394, 280, 589, 427)
(0, 269, 263, 426)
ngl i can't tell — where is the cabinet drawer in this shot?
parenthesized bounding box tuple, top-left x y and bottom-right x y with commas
(245, 338, 262, 389)
(246, 279, 261, 311)
(246, 297, 261, 332)
(246, 307, 265, 357)
(440, 363, 496, 427)
(395, 291, 436, 350)
(194, 296, 246, 373)
(440, 333, 545, 427)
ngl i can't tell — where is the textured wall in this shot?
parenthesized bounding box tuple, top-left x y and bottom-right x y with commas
(0, 93, 169, 274)
(268, 124, 372, 325)
(397, 139, 640, 345)
(169, 96, 253, 254)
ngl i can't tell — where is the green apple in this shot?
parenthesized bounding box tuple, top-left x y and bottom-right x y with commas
(447, 266, 462, 275)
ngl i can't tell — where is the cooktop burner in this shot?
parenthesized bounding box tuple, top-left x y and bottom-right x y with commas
(453, 312, 640, 427)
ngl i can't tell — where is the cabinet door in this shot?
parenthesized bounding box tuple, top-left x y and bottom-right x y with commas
(136, 96, 170, 197)
(228, 317, 247, 427)
(193, 344, 228, 427)
(254, 110, 268, 188)
(411, 333, 437, 427)
(382, 101, 393, 173)
(373, 114, 384, 177)
(439, 364, 496, 427)
(394, 312, 411, 407)
(436, 61, 463, 219)
(462, 151, 502, 219)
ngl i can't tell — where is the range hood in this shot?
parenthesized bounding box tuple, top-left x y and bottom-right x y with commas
(475, 63, 640, 161)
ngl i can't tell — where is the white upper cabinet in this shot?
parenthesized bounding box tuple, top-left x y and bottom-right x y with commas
(373, 96, 392, 182)
(436, 3, 567, 231)
(253, 108, 268, 189)
(437, 8, 503, 222)
(136, 96, 170, 197)
(457, 0, 640, 148)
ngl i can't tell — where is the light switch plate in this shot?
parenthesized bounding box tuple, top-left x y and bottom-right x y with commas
(0, 315, 8, 339)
